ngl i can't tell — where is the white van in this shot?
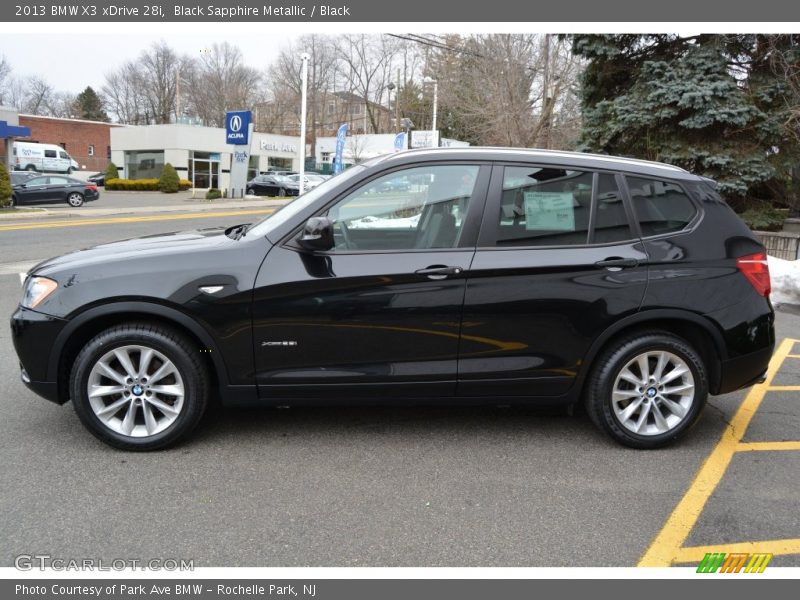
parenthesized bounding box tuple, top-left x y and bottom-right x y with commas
(12, 142, 80, 173)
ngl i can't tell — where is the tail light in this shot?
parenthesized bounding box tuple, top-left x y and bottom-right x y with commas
(86, 184, 98, 192)
(736, 252, 771, 297)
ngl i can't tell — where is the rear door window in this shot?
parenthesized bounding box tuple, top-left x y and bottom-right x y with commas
(44, 150, 57, 158)
(496, 166, 593, 246)
(625, 176, 697, 236)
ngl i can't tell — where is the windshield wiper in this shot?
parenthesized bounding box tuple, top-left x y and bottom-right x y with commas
(225, 223, 250, 240)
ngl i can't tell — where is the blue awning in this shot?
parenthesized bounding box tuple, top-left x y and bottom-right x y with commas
(0, 120, 31, 139)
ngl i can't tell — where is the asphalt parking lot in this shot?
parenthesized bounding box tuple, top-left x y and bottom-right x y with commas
(0, 205, 798, 568)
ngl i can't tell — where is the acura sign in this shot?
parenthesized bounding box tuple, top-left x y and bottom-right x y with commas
(226, 110, 251, 145)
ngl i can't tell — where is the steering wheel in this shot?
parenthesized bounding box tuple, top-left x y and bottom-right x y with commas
(338, 219, 355, 250)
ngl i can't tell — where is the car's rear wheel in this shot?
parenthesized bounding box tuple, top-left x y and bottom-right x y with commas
(25, 164, 36, 172)
(585, 332, 708, 449)
(67, 192, 84, 207)
(70, 323, 209, 451)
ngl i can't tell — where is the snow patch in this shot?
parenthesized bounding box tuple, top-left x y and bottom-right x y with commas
(768, 255, 800, 306)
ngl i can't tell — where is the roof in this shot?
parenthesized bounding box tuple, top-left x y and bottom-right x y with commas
(373, 147, 695, 179)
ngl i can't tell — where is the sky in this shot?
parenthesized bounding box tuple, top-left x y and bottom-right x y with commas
(1, 34, 290, 94)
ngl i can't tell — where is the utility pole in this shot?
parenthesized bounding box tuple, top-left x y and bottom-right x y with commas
(175, 65, 181, 123)
(396, 68, 401, 132)
(542, 34, 551, 149)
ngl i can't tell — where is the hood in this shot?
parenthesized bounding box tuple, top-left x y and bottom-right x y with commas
(30, 226, 238, 278)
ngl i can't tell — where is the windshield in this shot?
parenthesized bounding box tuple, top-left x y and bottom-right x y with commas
(247, 166, 367, 239)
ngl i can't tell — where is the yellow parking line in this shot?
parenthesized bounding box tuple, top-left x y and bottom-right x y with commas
(737, 441, 800, 452)
(785, 354, 800, 359)
(0, 209, 275, 232)
(637, 338, 796, 567)
(767, 385, 800, 391)
(675, 538, 800, 563)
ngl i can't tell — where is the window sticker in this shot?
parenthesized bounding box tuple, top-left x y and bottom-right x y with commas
(523, 192, 576, 231)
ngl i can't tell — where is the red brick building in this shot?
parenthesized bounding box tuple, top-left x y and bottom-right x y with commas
(18, 115, 124, 172)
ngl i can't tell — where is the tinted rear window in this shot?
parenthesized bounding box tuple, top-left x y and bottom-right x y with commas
(626, 176, 697, 236)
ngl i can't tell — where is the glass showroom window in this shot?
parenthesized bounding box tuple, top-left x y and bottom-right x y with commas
(125, 151, 165, 180)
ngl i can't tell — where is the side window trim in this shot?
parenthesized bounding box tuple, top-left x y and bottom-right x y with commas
(586, 172, 600, 245)
(615, 172, 643, 240)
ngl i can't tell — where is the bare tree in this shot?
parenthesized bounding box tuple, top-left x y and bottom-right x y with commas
(185, 42, 263, 127)
(335, 35, 401, 133)
(0, 55, 11, 105)
(267, 34, 339, 156)
(427, 34, 582, 148)
(103, 63, 148, 124)
(20, 76, 54, 115)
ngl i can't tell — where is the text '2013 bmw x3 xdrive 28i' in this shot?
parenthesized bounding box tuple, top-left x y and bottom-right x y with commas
(11, 148, 774, 451)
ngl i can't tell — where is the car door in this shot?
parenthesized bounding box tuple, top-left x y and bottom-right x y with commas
(14, 176, 50, 205)
(458, 163, 648, 398)
(43, 176, 71, 203)
(252, 162, 490, 399)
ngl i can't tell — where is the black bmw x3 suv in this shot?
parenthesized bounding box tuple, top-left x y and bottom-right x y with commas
(11, 148, 774, 450)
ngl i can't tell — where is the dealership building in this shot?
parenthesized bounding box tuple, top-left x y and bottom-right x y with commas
(111, 124, 301, 190)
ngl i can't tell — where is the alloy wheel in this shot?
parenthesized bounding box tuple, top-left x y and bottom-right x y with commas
(86, 344, 185, 438)
(611, 350, 695, 436)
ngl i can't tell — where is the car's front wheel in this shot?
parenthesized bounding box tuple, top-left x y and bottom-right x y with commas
(246, 186, 255, 195)
(67, 192, 84, 207)
(70, 323, 209, 450)
(585, 332, 708, 449)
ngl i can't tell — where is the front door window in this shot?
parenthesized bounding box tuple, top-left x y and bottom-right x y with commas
(325, 164, 479, 252)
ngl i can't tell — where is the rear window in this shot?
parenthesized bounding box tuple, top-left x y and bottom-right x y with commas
(626, 176, 697, 236)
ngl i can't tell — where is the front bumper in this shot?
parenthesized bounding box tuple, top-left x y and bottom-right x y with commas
(10, 306, 68, 404)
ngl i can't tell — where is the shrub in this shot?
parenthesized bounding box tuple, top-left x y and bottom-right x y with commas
(179, 179, 191, 190)
(159, 163, 180, 193)
(205, 188, 222, 200)
(105, 177, 192, 192)
(104, 162, 119, 182)
(740, 205, 786, 232)
(0, 162, 12, 208)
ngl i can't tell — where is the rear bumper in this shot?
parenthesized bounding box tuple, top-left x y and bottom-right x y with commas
(715, 344, 774, 395)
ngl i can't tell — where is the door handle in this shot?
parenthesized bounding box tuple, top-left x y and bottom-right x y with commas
(415, 265, 464, 279)
(595, 257, 639, 271)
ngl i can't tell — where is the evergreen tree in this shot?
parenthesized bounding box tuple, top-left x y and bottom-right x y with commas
(572, 34, 799, 207)
(159, 163, 180, 193)
(0, 162, 12, 207)
(74, 86, 109, 122)
(105, 161, 119, 182)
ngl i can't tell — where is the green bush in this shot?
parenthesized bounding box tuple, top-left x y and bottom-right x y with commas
(739, 205, 786, 232)
(104, 162, 119, 182)
(205, 188, 222, 200)
(0, 162, 12, 208)
(159, 163, 180, 193)
(105, 178, 191, 192)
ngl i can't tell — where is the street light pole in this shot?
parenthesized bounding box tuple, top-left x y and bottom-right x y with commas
(423, 76, 438, 147)
(299, 52, 310, 195)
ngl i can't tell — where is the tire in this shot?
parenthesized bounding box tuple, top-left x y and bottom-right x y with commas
(246, 187, 255, 196)
(67, 192, 84, 207)
(278, 187, 285, 197)
(585, 331, 708, 449)
(10, 195, 16, 208)
(25, 164, 37, 172)
(70, 322, 209, 451)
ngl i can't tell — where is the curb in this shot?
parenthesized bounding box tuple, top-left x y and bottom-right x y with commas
(0, 199, 291, 221)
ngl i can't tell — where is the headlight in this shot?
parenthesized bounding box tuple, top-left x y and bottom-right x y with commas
(22, 276, 58, 310)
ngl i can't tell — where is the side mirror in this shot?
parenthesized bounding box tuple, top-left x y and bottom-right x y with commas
(298, 216, 335, 251)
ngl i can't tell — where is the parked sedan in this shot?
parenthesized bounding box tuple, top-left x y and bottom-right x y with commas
(10, 171, 37, 186)
(285, 173, 327, 190)
(11, 175, 99, 207)
(245, 174, 300, 197)
(87, 171, 106, 187)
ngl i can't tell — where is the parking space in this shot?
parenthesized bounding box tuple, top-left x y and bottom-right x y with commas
(639, 337, 800, 567)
